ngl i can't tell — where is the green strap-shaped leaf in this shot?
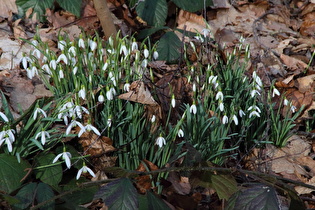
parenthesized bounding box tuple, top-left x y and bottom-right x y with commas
(171, 0, 213, 12)
(0, 154, 31, 193)
(94, 178, 138, 210)
(156, 31, 183, 63)
(56, 0, 82, 17)
(226, 184, 281, 210)
(136, 0, 168, 27)
(16, 0, 54, 21)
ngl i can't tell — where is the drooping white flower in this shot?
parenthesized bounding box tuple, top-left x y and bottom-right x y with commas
(192, 83, 196, 92)
(32, 48, 41, 59)
(222, 115, 229, 124)
(50, 60, 57, 70)
(66, 120, 85, 135)
(239, 109, 245, 118)
(58, 40, 67, 51)
(232, 114, 238, 125)
(201, 28, 210, 37)
(0, 137, 13, 152)
(107, 118, 112, 127)
(68, 46, 76, 56)
(98, 94, 105, 103)
(215, 91, 224, 101)
(141, 59, 148, 68)
(155, 135, 166, 148)
(131, 40, 138, 51)
(89, 39, 97, 51)
(178, 129, 184, 138)
(33, 107, 47, 120)
(219, 102, 224, 112)
(106, 87, 116, 100)
(78, 38, 85, 48)
(153, 51, 159, 60)
(250, 89, 260, 98)
(76, 162, 96, 180)
(171, 95, 176, 108)
(42, 64, 52, 75)
(35, 130, 50, 145)
(57, 53, 68, 65)
(73, 105, 89, 119)
(0, 112, 9, 122)
(272, 87, 280, 97)
(248, 105, 261, 113)
(290, 105, 296, 113)
(190, 104, 197, 115)
(102, 62, 109, 71)
(143, 48, 149, 58)
(120, 45, 128, 56)
(151, 115, 156, 123)
(284, 98, 289, 106)
(78, 123, 101, 137)
(108, 72, 117, 87)
(59, 69, 64, 79)
(53, 149, 72, 169)
(249, 111, 261, 118)
(78, 87, 86, 100)
(124, 83, 130, 92)
(20, 54, 30, 69)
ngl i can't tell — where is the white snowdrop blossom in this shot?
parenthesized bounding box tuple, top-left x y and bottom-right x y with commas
(143, 48, 149, 58)
(232, 114, 238, 125)
(32, 48, 41, 59)
(26, 66, 38, 79)
(78, 38, 85, 48)
(53, 149, 72, 169)
(222, 115, 229, 124)
(73, 105, 89, 119)
(107, 118, 112, 127)
(42, 64, 52, 75)
(216, 91, 224, 101)
(57, 53, 68, 64)
(252, 71, 262, 89)
(20, 54, 30, 69)
(35, 130, 50, 145)
(192, 83, 196, 92)
(58, 40, 67, 51)
(0, 129, 15, 152)
(190, 104, 197, 115)
(0, 137, 13, 152)
(78, 123, 101, 137)
(120, 45, 128, 56)
(33, 107, 47, 120)
(124, 83, 130, 92)
(219, 102, 224, 112)
(76, 162, 96, 180)
(250, 89, 260, 98)
(208, 75, 217, 85)
(171, 95, 176, 108)
(68, 46, 76, 56)
(106, 87, 116, 100)
(0, 112, 9, 122)
(98, 94, 105, 103)
(31, 40, 39, 47)
(290, 105, 296, 113)
(102, 62, 108, 71)
(249, 111, 260, 118)
(284, 98, 289, 106)
(66, 120, 85, 135)
(141, 59, 148, 68)
(151, 115, 156, 123)
(248, 105, 261, 113)
(178, 129, 184, 138)
(239, 109, 245, 118)
(272, 87, 280, 97)
(131, 41, 138, 51)
(156, 135, 166, 148)
(73, 66, 78, 75)
(50, 60, 57, 70)
(59, 69, 64, 79)
(78, 87, 86, 100)
(153, 51, 159, 60)
(89, 39, 97, 51)
(201, 28, 211, 37)
(108, 72, 117, 86)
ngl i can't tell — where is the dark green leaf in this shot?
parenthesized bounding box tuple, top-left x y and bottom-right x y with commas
(156, 31, 183, 63)
(171, 0, 213, 12)
(0, 91, 14, 122)
(35, 153, 62, 187)
(36, 182, 55, 210)
(147, 191, 171, 210)
(14, 182, 37, 209)
(136, 0, 168, 26)
(16, 0, 54, 21)
(211, 174, 238, 200)
(137, 26, 169, 40)
(0, 154, 31, 193)
(225, 184, 280, 210)
(94, 178, 138, 210)
(56, 0, 82, 17)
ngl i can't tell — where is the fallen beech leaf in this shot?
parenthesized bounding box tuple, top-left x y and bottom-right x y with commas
(297, 74, 315, 93)
(177, 10, 209, 35)
(280, 54, 308, 72)
(135, 160, 158, 194)
(0, 0, 17, 18)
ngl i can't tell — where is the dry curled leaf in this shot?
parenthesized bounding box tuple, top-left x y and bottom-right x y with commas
(135, 160, 159, 194)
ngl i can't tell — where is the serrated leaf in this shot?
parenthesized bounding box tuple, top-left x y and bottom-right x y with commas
(156, 31, 183, 63)
(136, 0, 168, 27)
(36, 182, 55, 210)
(0, 154, 31, 193)
(171, 0, 213, 12)
(94, 178, 138, 210)
(225, 184, 280, 210)
(16, 0, 54, 21)
(14, 182, 37, 209)
(35, 153, 62, 187)
(211, 174, 238, 200)
(56, 0, 82, 17)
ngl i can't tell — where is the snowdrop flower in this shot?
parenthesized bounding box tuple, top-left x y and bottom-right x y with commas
(89, 39, 97, 51)
(73, 105, 89, 119)
(66, 120, 85, 135)
(124, 83, 130, 92)
(216, 91, 224, 101)
(222, 115, 229, 124)
(151, 115, 156, 123)
(284, 98, 289, 106)
(250, 89, 260, 98)
(68, 46, 76, 56)
(50, 60, 57, 70)
(155, 135, 166, 148)
(98, 94, 105, 103)
(26, 65, 38, 79)
(153, 51, 159, 60)
(0, 112, 9, 122)
(20, 54, 30, 69)
(108, 72, 116, 86)
(141, 59, 148, 68)
(143, 48, 149, 58)
(192, 83, 196, 92)
(171, 95, 176, 108)
(73, 66, 78, 75)
(0, 137, 14, 152)
(248, 105, 261, 113)
(58, 40, 67, 51)
(53, 148, 72, 169)
(35, 129, 50, 145)
(190, 104, 197, 115)
(107, 118, 112, 127)
(131, 40, 138, 51)
(272, 87, 280, 97)
(42, 64, 52, 75)
(239, 109, 245, 118)
(201, 28, 210, 37)
(178, 129, 184, 138)
(57, 53, 68, 64)
(78, 87, 86, 100)
(78, 123, 101, 137)
(102, 62, 108, 71)
(76, 162, 96, 180)
(59, 69, 64, 79)
(78, 36, 85, 48)
(290, 105, 296, 113)
(219, 102, 224, 112)
(33, 107, 47, 120)
(120, 44, 128, 56)
(208, 75, 217, 85)
(252, 71, 262, 89)
(232, 114, 238, 125)
(31, 40, 38, 47)
(0, 129, 15, 152)
(106, 87, 116, 100)
(249, 111, 260, 118)
(32, 48, 41, 59)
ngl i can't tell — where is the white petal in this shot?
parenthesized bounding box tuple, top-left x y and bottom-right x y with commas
(76, 168, 83, 180)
